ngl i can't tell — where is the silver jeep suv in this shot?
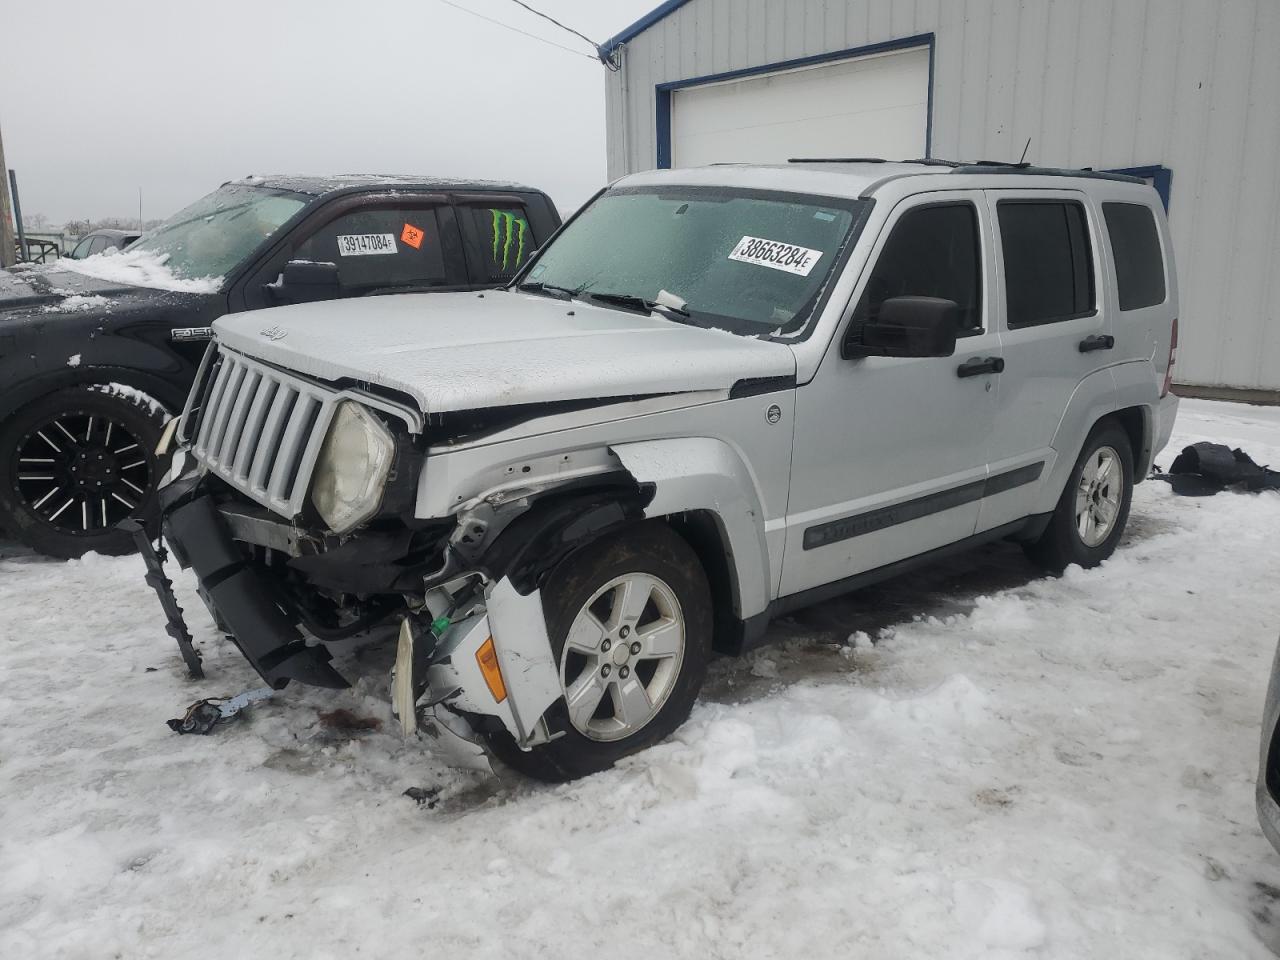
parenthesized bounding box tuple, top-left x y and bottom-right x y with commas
(146, 160, 1180, 780)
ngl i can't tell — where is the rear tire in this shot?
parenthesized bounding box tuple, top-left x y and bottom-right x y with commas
(1023, 419, 1134, 573)
(0, 385, 169, 559)
(486, 522, 712, 782)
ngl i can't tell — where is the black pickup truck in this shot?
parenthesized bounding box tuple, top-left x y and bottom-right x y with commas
(0, 175, 561, 558)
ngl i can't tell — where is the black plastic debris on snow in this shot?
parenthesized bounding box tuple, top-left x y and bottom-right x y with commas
(167, 687, 275, 735)
(403, 786, 441, 809)
(1155, 442, 1280, 497)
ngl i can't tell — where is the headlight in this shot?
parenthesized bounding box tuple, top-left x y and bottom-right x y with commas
(310, 401, 396, 534)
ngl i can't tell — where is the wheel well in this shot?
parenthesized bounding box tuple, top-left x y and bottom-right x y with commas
(1110, 406, 1149, 479)
(664, 510, 746, 656)
(0, 370, 182, 432)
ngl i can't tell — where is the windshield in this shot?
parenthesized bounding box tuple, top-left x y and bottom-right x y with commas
(520, 186, 868, 336)
(129, 183, 308, 282)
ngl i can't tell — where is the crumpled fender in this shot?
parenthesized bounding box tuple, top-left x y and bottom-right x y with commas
(610, 437, 771, 620)
(417, 578, 562, 750)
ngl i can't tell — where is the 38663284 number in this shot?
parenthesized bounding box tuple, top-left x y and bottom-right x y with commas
(728, 235, 824, 277)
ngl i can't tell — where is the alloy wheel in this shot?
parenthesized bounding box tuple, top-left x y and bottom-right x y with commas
(1074, 444, 1122, 548)
(12, 412, 152, 536)
(558, 572, 686, 742)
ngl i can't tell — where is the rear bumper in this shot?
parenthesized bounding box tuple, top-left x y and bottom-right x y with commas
(159, 484, 348, 690)
(1152, 392, 1180, 464)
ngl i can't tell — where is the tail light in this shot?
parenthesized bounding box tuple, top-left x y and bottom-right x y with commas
(1161, 317, 1178, 398)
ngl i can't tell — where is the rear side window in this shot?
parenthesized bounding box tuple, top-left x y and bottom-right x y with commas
(853, 202, 983, 331)
(1103, 202, 1166, 310)
(463, 206, 535, 282)
(997, 201, 1094, 328)
(293, 206, 447, 291)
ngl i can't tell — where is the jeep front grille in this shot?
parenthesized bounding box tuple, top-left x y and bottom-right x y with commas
(184, 346, 334, 519)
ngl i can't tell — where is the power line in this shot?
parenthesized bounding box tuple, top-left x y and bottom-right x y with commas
(506, 0, 601, 53)
(436, 0, 597, 61)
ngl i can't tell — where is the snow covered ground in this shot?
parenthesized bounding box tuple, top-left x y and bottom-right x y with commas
(2, 397, 1280, 959)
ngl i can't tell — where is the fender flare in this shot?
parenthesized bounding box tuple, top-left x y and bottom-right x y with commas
(610, 437, 772, 620)
(1038, 367, 1118, 513)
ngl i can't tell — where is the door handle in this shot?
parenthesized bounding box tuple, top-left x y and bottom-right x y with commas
(957, 356, 1004, 378)
(1078, 334, 1115, 353)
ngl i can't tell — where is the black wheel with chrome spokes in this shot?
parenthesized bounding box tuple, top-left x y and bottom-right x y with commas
(0, 385, 169, 558)
(16, 411, 152, 533)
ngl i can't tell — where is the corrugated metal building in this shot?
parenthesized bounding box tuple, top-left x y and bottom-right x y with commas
(600, 0, 1280, 396)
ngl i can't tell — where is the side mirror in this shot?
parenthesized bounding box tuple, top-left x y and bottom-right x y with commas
(844, 296, 960, 359)
(268, 260, 341, 304)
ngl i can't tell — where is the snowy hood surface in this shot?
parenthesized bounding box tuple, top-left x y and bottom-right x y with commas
(0, 261, 217, 316)
(0, 264, 140, 311)
(213, 291, 797, 414)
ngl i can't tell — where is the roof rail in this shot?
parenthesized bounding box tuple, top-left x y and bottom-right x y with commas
(782, 156, 1147, 186)
(954, 164, 1144, 184)
(788, 157, 889, 164)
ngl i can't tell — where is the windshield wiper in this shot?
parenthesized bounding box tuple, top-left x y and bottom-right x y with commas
(516, 280, 576, 300)
(583, 291, 693, 321)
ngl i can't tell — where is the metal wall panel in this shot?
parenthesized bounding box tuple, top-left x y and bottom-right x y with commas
(604, 0, 1280, 391)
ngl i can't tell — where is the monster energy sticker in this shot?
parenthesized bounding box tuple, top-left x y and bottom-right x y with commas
(488, 209, 529, 271)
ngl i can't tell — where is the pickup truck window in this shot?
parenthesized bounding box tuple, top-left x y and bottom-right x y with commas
(130, 183, 306, 282)
(522, 186, 867, 337)
(293, 207, 447, 291)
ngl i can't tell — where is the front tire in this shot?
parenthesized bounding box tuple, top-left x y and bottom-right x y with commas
(0, 385, 168, 558)
(1023, 419, 1134, 573)
(486, 522, 712, 782)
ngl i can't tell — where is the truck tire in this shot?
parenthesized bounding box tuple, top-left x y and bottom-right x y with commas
(486, 521, 713, 782)
(0, 385, 169, 559)
(1023, 419, 1134, 574)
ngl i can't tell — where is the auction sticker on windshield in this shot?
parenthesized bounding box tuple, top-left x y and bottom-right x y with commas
(336, 234, 398, 256)
(728, 236, 823, 276)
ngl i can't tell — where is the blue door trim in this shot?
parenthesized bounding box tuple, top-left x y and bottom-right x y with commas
(1106, 165, 1173, 210)
(654, 33, 936, 170)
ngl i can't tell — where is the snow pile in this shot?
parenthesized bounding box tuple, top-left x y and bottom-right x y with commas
(1, 399, 1279, 958)
(60, 249, 221, 294)
(43, 294, 109, 313)
(66, 354, 81, 368)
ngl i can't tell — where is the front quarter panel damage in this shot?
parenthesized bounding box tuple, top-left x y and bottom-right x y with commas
(410, 578, 561, 752)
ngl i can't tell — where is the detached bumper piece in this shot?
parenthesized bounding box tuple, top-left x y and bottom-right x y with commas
(123, 518, 204, 679)
(162, 495, 349, 690)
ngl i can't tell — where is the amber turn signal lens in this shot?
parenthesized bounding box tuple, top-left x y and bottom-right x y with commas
(475, 637, 508, 704)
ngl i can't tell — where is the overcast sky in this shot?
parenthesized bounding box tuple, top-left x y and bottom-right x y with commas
(3, 0, 653, 226)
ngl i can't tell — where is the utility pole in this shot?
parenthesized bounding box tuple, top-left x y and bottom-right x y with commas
(0, 121, 16, 268)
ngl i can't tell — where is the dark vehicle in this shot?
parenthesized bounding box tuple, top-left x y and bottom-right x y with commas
(64, 229, 143, 260)
(0, 175, 560, 558)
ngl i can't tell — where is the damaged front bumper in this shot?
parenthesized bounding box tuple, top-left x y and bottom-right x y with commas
(148, 475, 564, 765)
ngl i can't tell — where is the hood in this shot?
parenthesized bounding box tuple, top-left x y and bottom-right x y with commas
(213, 291, 796, 414)
(0, 263, 168, 312)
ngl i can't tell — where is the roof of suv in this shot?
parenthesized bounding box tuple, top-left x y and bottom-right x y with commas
(616, 159, 1146, 202)
(230, 174, 546, 197)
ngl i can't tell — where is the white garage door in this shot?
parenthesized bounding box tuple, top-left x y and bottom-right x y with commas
(670, 46, 930, 168)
